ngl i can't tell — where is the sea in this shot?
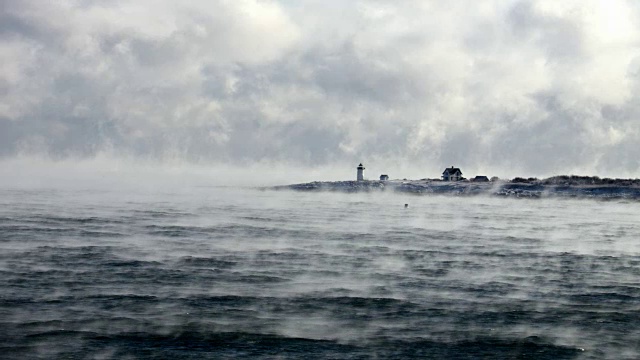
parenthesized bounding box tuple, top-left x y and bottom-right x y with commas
(1, 183, 639, 359)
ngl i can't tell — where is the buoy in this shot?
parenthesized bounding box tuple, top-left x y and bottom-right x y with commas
(404, 204, 408, 208)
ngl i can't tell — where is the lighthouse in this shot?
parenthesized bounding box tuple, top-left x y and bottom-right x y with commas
(357, 163, 365, 181)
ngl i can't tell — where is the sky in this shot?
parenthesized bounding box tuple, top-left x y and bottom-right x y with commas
(2, 0, 640, 180)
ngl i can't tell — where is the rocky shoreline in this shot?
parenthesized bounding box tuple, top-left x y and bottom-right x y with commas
(271, 177, 640, 200)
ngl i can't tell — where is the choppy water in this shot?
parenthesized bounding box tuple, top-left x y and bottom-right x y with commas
(1, 185, 640, 359)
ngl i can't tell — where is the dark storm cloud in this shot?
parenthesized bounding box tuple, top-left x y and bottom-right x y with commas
(1, 0, 640, 177)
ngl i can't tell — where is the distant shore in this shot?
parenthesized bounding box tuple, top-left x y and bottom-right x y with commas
(270, 175, 640, 200)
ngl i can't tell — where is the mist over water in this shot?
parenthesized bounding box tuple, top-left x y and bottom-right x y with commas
(1, 179, 640, 359)
(4, 0, 640, 356)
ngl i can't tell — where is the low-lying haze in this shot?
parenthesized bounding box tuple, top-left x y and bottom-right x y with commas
(2, 0, 640, 179)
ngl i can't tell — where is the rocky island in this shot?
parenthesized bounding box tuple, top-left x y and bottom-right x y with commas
(272, 167, 640, 200)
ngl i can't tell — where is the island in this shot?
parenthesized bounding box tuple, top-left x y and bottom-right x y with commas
(271, 164, 640, 200)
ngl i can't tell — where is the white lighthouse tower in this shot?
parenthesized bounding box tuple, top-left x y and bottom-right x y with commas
(357, 163, 365, 181)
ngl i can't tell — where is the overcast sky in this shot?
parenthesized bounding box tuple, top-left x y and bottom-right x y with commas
(2, 0, 640, 179)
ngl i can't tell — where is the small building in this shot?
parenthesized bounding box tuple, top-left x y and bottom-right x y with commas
(442, 166, 463, 181)
(472, 176, 490, 182)
(380, 174, 389, 181)
(357, 163, 365, 181)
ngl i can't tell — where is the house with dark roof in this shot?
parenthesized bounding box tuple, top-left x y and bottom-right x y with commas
(442, 166, 463, 181)
(379, 174, 389, 181)
(472, 175, 489, 182)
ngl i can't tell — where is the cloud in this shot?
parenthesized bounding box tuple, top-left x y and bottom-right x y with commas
(1, 0, 640, 177)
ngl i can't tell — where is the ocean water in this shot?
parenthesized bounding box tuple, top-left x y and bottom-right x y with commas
(1, 184, 640, 359)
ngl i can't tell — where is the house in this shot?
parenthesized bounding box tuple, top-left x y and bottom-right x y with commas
(380, 174, 389, 181)
(442, 166, 463, 181)
(472, 176, 489, 182)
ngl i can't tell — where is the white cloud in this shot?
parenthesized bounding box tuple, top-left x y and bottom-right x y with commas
(1, 0, 640, 177)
